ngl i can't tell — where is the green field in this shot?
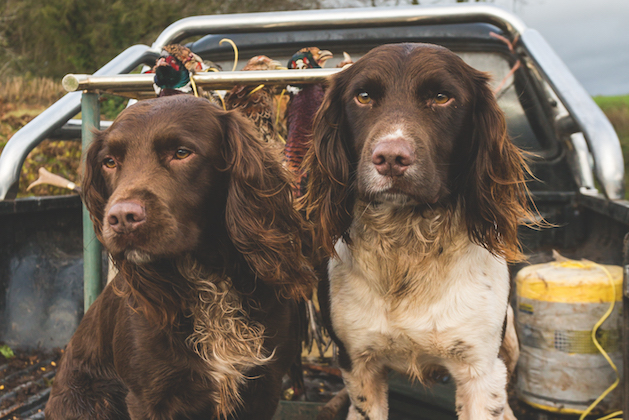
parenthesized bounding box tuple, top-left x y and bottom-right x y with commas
(594, 94, 629, 197)
(593, 94, 629, 111)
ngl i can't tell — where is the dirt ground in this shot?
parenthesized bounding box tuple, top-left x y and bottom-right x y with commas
(0, 347, 62, 418)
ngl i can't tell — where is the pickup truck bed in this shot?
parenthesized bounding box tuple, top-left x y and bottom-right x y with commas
(0, 5, 626, 419)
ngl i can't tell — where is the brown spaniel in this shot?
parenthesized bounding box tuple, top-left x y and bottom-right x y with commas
(302, 43, 532, 420)
(45, 95, 316, 420)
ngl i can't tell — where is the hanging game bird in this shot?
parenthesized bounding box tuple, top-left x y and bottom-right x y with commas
(224, 55, 284, 146)
(284, 51, 337, 385)
(284, 47, 333, 197)
(337, 51, 354, 68)
(287, 47, 333, 71)
(152, 44, 205, 97)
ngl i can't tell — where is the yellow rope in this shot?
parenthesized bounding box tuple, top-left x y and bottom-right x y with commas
(199, 63, 227, 111)
(217, 93, 226, 111)
(190, 77, 199, 98)
(597, 411, 623, 420)
(219, 38, 239, 72)
(275, 88, 287, 144)
(247, 84, 265, 96)
(578, 262, 622, 420)
(276, 89, 286, 127)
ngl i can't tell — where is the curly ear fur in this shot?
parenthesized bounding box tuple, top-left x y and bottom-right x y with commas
(461, 70, 533, 262)
(222, 110, 316, 300)
(300, 74, 355, 262)
(81, 132, 109, 241)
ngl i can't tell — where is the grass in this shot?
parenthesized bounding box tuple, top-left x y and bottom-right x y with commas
(593, 94, 629, 198)
(0, 76, 81, 197)
(0, 78, 130, 197)
(0, 77, 66, 107)
(593, 94, 629, 111)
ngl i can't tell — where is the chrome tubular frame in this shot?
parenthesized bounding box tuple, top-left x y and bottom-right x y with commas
(519, 29, 623, 199)
(62, 69, 342, 94)
(0, 4, 622, 199)
(150, 5, 527, 49)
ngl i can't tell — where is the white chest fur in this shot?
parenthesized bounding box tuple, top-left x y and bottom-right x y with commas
(328, 203, 509, 378)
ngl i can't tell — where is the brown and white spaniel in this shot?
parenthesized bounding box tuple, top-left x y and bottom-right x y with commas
(45, 95, 316, 420)
(302, 43, 531, 420)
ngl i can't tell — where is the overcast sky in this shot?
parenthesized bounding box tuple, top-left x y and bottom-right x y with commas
(320, 0, 629, 96)
(512, 0, 629, 96)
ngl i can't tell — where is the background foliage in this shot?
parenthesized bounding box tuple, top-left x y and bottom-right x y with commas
(0, 0, 319, 79)
(0, 0, 319, 197)
(594, 95, 629, 196)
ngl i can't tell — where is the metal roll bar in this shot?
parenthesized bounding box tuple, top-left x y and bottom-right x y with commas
(149, 5, 621, 199)
(519, 29, 624, 199)
(151, 5, 527, 49)
(0, 4, 623, 199)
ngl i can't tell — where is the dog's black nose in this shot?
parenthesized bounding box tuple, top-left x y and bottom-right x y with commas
(372, 139, 414, 177)
(107, 201, 146, 233)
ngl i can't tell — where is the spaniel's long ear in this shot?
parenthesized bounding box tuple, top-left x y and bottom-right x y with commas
(81, 132, 109, 241)
(221, 110, 316, 300)
(462, 70, 532, 262)
(300, 72, 355, 262)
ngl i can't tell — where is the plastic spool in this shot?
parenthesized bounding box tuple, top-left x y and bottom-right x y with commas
(515, 259, 623, 414)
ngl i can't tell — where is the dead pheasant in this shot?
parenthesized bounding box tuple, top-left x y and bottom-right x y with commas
(224, 55, 284, 146)
(337, 51, 354, 68)
(152, 44, 205, 97)
(284, 47, 332, 197)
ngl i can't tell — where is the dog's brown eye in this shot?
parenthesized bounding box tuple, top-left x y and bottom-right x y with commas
(356, 92, 372, 105)
(175, 148, 192, 160)
(103, 158, 116, 169)
(435, 93, 450, 105)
